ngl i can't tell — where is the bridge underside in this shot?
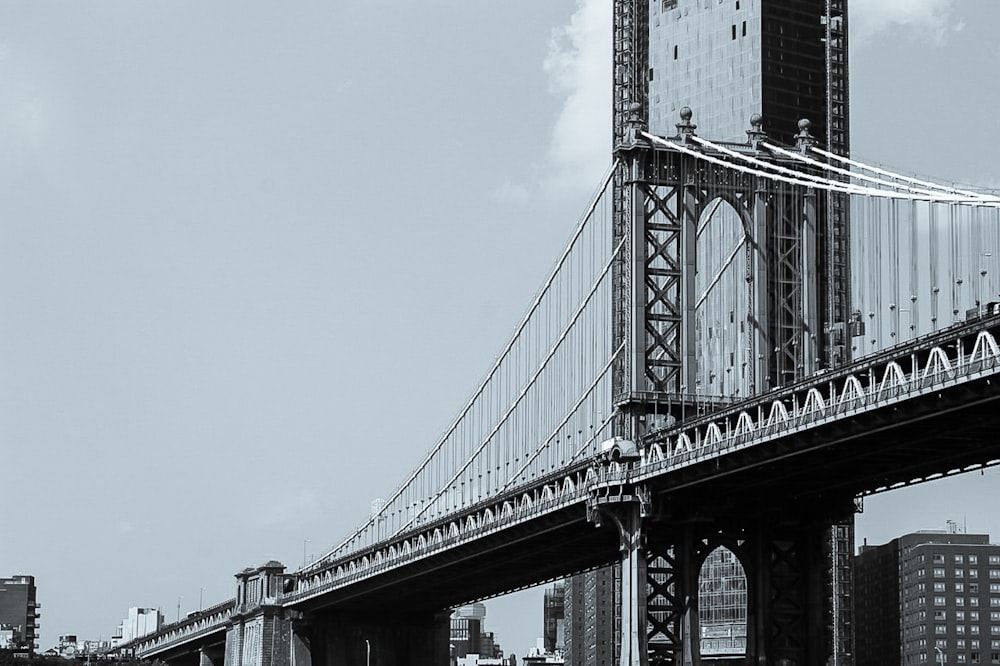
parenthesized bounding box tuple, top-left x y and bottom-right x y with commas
(292, 504, 622, 615)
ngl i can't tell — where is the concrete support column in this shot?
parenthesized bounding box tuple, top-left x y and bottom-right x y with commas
(589, 485, 652, 666)
(618, 502, 649, 666)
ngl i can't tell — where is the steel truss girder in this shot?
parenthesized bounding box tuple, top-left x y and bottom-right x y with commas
(614, 144, 823, 416)
(638, 508, 852, 666)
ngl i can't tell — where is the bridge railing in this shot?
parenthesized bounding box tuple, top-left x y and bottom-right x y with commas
(283, 460, 602, 604)
(130, 598, 235, 658)
(638, 317, 1000, 484)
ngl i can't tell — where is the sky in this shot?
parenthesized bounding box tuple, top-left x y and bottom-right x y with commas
(2, 0, 1000, 659)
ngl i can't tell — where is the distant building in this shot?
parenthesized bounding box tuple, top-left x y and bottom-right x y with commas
(0, 574, 39, 654)
(543, 581, 565, 654)
(855, 529, 1000, 666)
(698, 548, 747, 658)
(451, 604, 504, 665)
(457, 654, 507, 666)
(451, 616, 482, 660)
(113, 606, 164, 645)
(563, 567, 619, 666)
(646, 0, 848, 153)
(523, 638, 564, 665)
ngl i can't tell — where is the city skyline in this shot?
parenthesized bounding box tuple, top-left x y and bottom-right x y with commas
(2, 0, 1000, 659)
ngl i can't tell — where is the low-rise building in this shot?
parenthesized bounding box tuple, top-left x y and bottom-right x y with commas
(0, 574, 39, 654)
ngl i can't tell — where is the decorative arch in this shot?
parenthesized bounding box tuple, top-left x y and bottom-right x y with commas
(704, 423, 723, 448)
(647, 442, 666, 463)
(800, 388, 826, 419)
(838, 375, 866, 408)
(922, 346, 954, 383)
(767, 399, 790, 426)
(970, 331, 1000, 366)
(879, 361, 908, 396)
(674, 433, 695, 456)
(734, 411, 755, 437)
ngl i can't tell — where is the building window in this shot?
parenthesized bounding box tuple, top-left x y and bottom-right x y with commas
(662, 0, 678, 10)
(958, 555, 967, 564)
(937, 583, 949, 592)
(938, 625, 950, 635)
(935, 554, 947, 564)
(958, 583, 967, 593)
(959, 597, 967, 606)
(959, 625, 967, 634)
(937, 569, 949, 578)
(972, 556, 979, 565)
(960, 570, 968, 579)
(991, 571, 1000, 579)
(973, 570, 980, 579)
(989, 556, 1000, 566)
(993, 626, 1000, 636)
(991, 598, 1000, 607)
(991, 584, 1000, 593)
(938, 611, 950, 620)
(937, 597, 949, 606)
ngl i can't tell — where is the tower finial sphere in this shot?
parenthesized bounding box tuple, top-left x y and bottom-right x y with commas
(750, 113, 762, 125)
(679, 106, 693, 121)
(798, 118, 811, 131)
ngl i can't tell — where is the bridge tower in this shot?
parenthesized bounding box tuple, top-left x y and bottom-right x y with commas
(602, 1, 854, 665)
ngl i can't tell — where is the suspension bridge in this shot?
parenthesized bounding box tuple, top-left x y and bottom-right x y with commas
(125, 3, 1000, 666)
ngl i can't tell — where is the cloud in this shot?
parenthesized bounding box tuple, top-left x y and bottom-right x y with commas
(542, 0, 611, 198)
(851, 0, 960, 46)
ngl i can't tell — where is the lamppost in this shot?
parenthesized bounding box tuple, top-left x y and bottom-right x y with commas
(365, 639, 371, 666)
(935, 645, 944, 665)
